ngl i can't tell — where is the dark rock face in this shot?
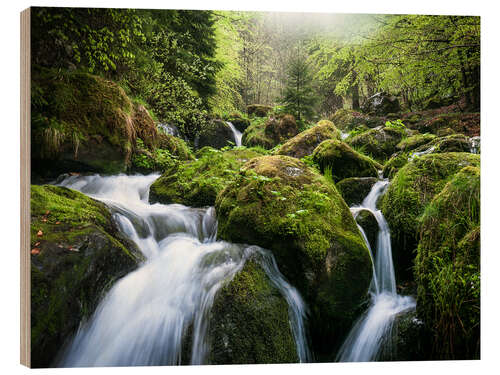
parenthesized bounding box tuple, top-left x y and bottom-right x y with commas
(196, 120, 235, 149)
(208, 258, 298, 364)
(377, 309, 431, 361)
(336, 177, 378, 207)
(361, 92, 401, 116)
(30, 185, 143, 368)
(354, 209, 379, 257)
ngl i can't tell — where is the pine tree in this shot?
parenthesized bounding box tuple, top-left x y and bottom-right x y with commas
(282, 55, 318, 121)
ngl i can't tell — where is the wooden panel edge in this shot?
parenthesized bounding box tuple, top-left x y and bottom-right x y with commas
(20, 7, 31, 368)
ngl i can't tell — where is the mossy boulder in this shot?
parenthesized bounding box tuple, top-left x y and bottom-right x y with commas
(347, 126, 405, 162)
(196, 119, 235, 149)
(247, 104, 273, 117)
(396, 133, 437, 152)
(329, 109, 385, 132)
(412, 134, 471, 154)
(157, 133, 194, 161)
(149, 147, 265, 207)
(215, 155, 372, 356)
(414, 166, 480, 359)
(381, 153, 480, 281)
(312, 139, 382, 182)
(31, 69, 159, 180)
(264, 114, 299, 144)
(208, 257, 298, 364)
(275, 120, 341, 159)
(130, 134, 194, 174)
(242, 118, 276, 149)
(336, 177, 378, 207)
(30, 185, 143, 368)
(382, 152, 409, 179)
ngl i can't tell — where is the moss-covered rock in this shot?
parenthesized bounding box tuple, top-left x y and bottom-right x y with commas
(241, 118, 276, 149)
(31, 69, 159, 179)
(396, 133, 437, 152)
(149, 147, 265, 207)
(312, 139, 381, 182)
(381, 153, 480, 281)
(129, 134, 194, 174)
(382, 152, 409, 179)
(197, 119, 235, 149)
(30, 185, 143, 368)
(336, 177, 378, 207)
(264, 114, 299, 144)
(215, 155, 372, 356)
(329, 109, 385, 132)
(275, 120, 341, 159)
(208, 257, 298, 364)
(414, 166, 480, 359)
(412, 134, 471, 154)
(247, 104, 273, 117)
(347, 126, 405, 162)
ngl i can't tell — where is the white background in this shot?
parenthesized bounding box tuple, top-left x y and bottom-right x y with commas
(1, 0, 498, 374)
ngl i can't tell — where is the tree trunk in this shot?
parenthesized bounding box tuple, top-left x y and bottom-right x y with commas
(352, 82, 360, 110)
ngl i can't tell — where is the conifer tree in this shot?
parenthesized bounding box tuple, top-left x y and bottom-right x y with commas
(282, 55, 318, 121)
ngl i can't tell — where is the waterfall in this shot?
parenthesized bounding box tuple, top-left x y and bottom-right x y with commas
(337, 180, 415, 362)
(226, 121, 242, 146)
(56, 174, 309, 366)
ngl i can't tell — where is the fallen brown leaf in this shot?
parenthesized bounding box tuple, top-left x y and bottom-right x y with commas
(31, 248, 40, 255)
(37, 230, 43, 237)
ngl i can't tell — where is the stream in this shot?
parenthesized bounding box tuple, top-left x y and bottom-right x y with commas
(55, 174, 310, 366)
(336, 180, 416, 362)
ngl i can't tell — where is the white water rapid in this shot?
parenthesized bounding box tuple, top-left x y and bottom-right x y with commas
(55, 174, 310, 366)
(336, 180, 416, 362)
(226, 121, 242, 146)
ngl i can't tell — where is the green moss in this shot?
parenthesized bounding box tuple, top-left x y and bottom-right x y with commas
(215, 155, 372, 356)
(329, 109, 385, 131)
(149, 147, 265, 207)
(347, 126, 405, 162)
(412, 134, 471, 154)
(312, 139, 381, 182)
(275, 120, 341, 159)
(264, 114, 299, 144)
(415, 166, 480, 359)
(382, 152, 410, 179)
(381, 152, 480, 281)
(32, 69, 155, 176)
(397, 133, 437, 152)
(208, 258, 298, 364)
(241, 117, 276, 149)
(30, 185, 143, 367)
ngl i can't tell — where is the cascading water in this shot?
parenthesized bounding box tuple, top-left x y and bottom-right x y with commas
(337, 180, 415, 362)
(56, 174, 310, 367)
(226, 121, 242, 146)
